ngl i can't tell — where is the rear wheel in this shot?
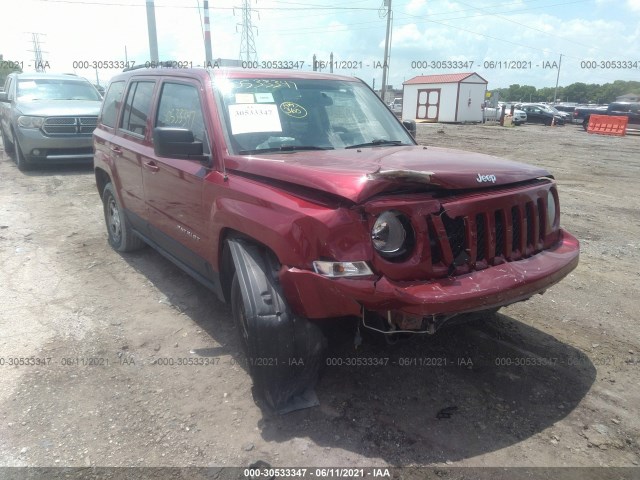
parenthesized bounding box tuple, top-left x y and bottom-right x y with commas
(228, 241, 326, 413)
(102, 182, 145, 252)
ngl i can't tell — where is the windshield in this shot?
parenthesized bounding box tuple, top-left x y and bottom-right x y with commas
(17, 79, 102, 101)
(213, 76, 415, 154)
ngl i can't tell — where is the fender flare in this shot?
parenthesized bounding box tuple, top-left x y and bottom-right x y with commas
(227, 238, 326, 414)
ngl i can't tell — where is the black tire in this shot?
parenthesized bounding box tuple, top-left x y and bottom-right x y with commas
(229, 244, 326, 412)
(102, 182, 145, 252)
(12, 132, 31, 171)
(545, 118, 552, 126)
(1, 127, 14, 154)
(583, 118, 589, 131)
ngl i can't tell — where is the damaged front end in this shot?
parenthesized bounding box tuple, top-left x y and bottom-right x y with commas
(280, 176, 580, 335)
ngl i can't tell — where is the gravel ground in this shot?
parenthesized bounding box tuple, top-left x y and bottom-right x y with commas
(0, 121, 639, 474)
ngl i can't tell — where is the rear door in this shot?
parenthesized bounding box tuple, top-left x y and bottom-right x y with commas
(141, 78, 211, 277)
(94, 79, 125, 194)
(113, 79, 158, 233)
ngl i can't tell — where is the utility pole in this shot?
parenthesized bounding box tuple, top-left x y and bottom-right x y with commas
(553, 53, 563, 104)
(146, 0, 159, 63)
(380, 0, 392, 103)
(203, 0, 213, 66)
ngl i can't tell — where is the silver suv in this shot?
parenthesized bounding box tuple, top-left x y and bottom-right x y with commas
(0, 73, 102, 170)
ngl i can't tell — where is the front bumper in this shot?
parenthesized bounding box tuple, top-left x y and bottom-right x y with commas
(281, 229, 579, 320)
(15, 127, 93, 163)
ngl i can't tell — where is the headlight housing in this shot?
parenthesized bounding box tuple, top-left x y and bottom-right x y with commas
(17, 116, 45, 129)
(371, 210, 413, 258)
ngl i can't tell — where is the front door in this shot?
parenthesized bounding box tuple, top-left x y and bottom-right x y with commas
(416, 88, 440, 121)
(142, 79, 212, 277)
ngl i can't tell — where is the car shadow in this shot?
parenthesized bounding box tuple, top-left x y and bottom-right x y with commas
(20, 162, 94, 176)
(119, 248, 594, 464)
(0, 148, 93, 176)
(257, 314, 595, 464)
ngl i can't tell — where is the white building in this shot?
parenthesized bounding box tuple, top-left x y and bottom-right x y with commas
(402, 73, 488, 123)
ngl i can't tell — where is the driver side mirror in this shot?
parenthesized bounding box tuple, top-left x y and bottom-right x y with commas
(0, 92, 9, 103)
(153, 127, 207, 161)
(402, 119, 416, 138)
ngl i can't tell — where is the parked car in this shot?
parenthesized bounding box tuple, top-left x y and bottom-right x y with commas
(94, 67, 579, 413)
(484, 105, 527, 125)
(0, 73, 102, 170)
(581, 102, 640, 131)
(517, 103, 565, 126)
(389, 97, 402, 115)
(573, 104, 607, 124)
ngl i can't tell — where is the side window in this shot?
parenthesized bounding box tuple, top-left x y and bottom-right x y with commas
(100, 81, 125, 128)
(120, 81, 155, 136)
(156, 82, 207, 143)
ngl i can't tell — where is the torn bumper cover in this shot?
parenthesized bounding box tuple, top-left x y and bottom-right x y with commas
(281, 229, 579, 321)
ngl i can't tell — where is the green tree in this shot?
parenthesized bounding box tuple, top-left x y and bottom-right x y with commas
(0, 54, 23, 87)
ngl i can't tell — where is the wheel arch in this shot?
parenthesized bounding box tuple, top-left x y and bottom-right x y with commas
(95, 167, 111, 198)
(218, 228, 280, 304)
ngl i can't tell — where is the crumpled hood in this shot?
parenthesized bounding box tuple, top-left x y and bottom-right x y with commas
(225, 145, 551, 203)
(14, 100, 102, 117)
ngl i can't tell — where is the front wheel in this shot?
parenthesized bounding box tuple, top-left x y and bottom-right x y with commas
(102, 182, 145, 252)
(12, 132, 31, 171)
(228, 241, 326, 413)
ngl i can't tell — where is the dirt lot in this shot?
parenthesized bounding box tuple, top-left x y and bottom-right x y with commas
(1, 122, 639, 473)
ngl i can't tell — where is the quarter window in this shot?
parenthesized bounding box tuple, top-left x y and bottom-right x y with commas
(120, 81, 155, 136)
(100, 81, 125, 128)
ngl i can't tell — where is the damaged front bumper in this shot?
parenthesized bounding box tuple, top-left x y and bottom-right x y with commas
(280, 229, 579, 324)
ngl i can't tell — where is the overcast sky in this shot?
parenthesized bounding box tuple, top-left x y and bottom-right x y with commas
(1, 0, 639, 91)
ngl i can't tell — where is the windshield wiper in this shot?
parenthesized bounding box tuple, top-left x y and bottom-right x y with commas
(345, 139, 406, 149)
(238, 145, 334, 154)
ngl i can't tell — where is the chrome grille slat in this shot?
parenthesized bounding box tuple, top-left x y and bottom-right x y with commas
(42, 116, 98, 135)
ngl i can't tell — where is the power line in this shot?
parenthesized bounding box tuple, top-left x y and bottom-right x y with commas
(28, 0, 380, 9)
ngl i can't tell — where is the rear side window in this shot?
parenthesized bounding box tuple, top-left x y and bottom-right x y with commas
(120, 81, 155, 136)
(156, 82, 207, 143)
(100, 81, 125, 128)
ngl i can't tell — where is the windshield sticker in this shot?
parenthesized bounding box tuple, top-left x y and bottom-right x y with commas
(255, 92, 274, 103)
(228, 103, 282, 135)
(280, 102, 307, 118)
(235, 93, 255, 104)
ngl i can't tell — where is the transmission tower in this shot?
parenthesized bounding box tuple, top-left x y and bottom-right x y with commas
(237, 0, 258, 63)
(28, 33, 47, 72)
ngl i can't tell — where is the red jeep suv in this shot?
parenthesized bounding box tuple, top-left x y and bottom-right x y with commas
(94, 67, 579, 412)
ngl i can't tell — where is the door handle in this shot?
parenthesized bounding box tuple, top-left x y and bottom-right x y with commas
(109, 145, 122, 155)
(143, 161, 159, 173)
